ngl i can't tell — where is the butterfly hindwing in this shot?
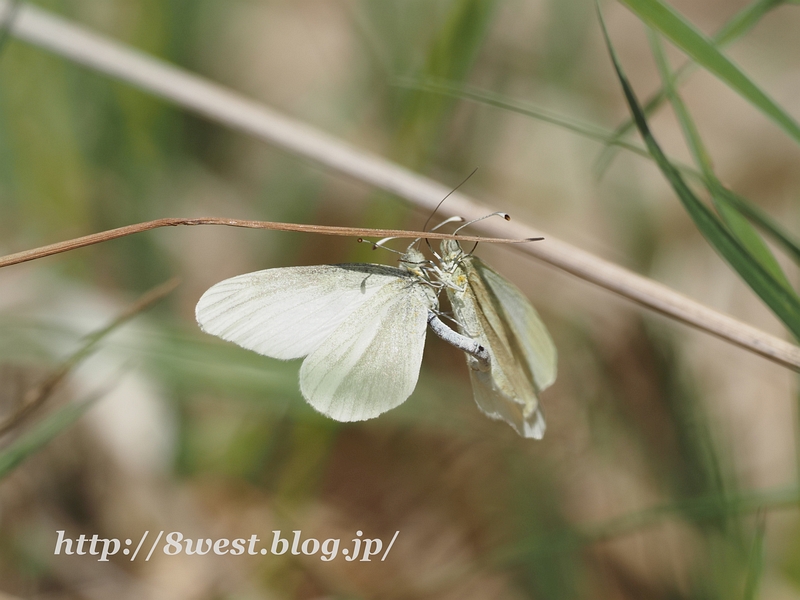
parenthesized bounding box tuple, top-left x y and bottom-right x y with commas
(470, 257, 557, 393)
(300, 279, 435, 421)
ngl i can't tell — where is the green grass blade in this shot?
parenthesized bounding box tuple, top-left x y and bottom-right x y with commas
(432, 0, 497, 81)
(718, 188, 800, 266)
(743, 512, 766, 600)
(648, 29, 795, 292)
(0, 397, 97, 479)
(357, 0, 499, 255)
(618, 0, 800, 145)
(597, 0, 793, 175)
(496, 485, 799, 561)
(581, 487, 794, 545)
(598, 2, 800, 339)
(0, 279, 177, 437)
(713, 0, 787, 42)
(394, 78, 652, 157)
(0, 0, 21, 59)
(711, 195, 794, 290)
(395, 77, 706, 178)
(398, 76, 800, 266)
(393, 0, 498, 165)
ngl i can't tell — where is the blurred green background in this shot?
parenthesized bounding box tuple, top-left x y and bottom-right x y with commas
(1, 0, 800, 598)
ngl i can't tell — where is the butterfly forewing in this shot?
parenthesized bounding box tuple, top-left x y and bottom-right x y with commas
(195, 264, 406, 360)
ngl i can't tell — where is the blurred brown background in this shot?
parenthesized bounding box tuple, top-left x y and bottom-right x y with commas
(1, 0, 799, 598)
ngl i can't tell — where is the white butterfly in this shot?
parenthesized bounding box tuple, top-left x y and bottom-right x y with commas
(195, 248, 486, 423)
(434, 236, 557, 439)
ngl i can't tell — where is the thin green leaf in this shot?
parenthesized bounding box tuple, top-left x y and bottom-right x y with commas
(0, 397, 97, 479)
(718, 188, 800, 266)
(0, 0, 21, 59)
(598, 2, 800, 339)
(0, 278, 178, 436)
(648, 29, 795, 292)
(711, 196, 795, 290)
(617, 0, 800, 145)
(398, 77, 800, 268)
(614, 0, 786, 136)
(599, 0, 787, 173)
(394, 77, 710, 175)
(395, 78, 650, 156)
(713, 0, 787, 42)
(582, 487, 792, 545)
(742, 511, 766, 600)
(393, 0, 499, 165)
(358, 0, 500, 256)
(496, 484, 800, 561)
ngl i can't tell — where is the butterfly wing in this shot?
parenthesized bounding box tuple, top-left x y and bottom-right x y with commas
(299, 279, 436, 421)
(445, 255, 555, 439)
(470, 258, 557, 392)
(468, 368, 547, 439)
(195, 264, 406, 360)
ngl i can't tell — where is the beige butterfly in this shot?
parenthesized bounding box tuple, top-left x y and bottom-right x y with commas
(434, 228, 557, 439)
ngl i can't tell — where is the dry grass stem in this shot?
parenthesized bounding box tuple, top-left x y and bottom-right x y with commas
(0, 217, 536, 269)
(0, 278, 179, 437)
(3, 1, 800, 371)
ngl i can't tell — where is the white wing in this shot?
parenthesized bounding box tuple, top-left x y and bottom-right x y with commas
(441, 251, 556, 439)
(466, 257, 555, 438)
(472, 259, 557, 392)
(195, 264, 406, 360)
(461, 287, 547, 439)
(469, 370, 547, 439)
(299, 280, 435, 422)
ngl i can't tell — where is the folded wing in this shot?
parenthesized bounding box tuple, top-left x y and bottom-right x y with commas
(457, 256, 556, 439)
(469, 369, 547, 439)
(472, 259, 557, 392)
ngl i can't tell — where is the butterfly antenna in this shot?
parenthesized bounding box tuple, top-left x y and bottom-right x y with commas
(451, 212, 511, 255)
(422, 167, 479, 233)
(362, 237, 404, 255)
(371, 237, 436, 267)
(424, 215, 465, 257)
(453, 211, 511, 235)
(429, 215, 465, 232)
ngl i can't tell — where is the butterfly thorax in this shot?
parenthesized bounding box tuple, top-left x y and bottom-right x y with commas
(436, 240, 469, 293)
(434, 242, 482, 343)
(399, 248, 428, 277)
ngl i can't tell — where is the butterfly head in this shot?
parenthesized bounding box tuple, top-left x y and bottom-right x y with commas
(439, 239, 464, 270)
(399, 247, 433, 279)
